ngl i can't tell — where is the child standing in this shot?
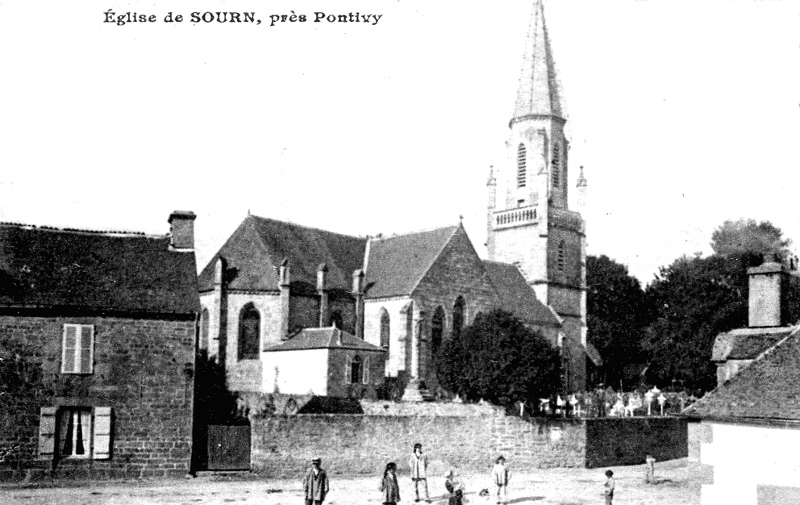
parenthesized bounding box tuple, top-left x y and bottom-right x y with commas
(380, 462, 401, 505)
(645, 454, 656, 484)
(444, 470, 463, 505)
(491, 455, 510, 505)
(604, 470, 615, 505)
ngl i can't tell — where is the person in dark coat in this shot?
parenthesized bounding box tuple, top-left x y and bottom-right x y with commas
(444, 470, 463, 505)
(303, 457, 329, 505)
(379, 461, 401, 505)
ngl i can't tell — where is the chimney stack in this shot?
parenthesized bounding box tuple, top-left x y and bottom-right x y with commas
(352, 269, 365, 340)
(317, 263, 330, 327)
(279, 259, 291, 340)
(748, 255, 788, 328)
(168, 211, 196, 250)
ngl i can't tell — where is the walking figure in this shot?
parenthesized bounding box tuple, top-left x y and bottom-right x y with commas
(380, 462, 401, 505)
(303, 458, 329, 505)
(408, 442, 430, 503)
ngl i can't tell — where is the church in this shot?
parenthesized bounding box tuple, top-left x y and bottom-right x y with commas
(197, 0, 599, 400)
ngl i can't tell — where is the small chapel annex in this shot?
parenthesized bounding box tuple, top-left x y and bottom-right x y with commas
(197, 0, 599, 400)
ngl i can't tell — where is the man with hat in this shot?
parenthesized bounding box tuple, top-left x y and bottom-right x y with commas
(490, 455, 510, 505)
(303, 457, 329, 505)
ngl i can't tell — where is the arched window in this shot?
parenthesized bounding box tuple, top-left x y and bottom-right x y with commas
(380, 309, 390, 349)
(238, 303, 260, 360)
(330, 311, 343, 329)
(199, 308, 209, 350)
(517, 144, 527, 188)
(349, 355, 362, 384)
(431, 306, 445, 355)
(557, 241, 566, 273)
(552, 143, 561, 188)
(452, 296, 465, 340)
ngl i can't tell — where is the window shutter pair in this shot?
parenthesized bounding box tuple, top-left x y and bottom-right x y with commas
(38, 407, 112, 460)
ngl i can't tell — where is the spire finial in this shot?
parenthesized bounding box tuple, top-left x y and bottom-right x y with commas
(577, 165, 587, 187)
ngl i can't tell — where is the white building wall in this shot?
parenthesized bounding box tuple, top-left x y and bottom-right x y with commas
(364, 297, 413, 377)
(700, 421, 800, 505)
(262, 349, 329, 395)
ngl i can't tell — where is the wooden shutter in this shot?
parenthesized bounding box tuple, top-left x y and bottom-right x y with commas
(79, 325, 94, 374)
(38, 407, 57, 460)
(363, 356, 369, 384)
(92, 407, 112, 460)
(62, 325, 77, 373)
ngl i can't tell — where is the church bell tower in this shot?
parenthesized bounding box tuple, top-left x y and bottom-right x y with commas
(486, 0, 588, 390)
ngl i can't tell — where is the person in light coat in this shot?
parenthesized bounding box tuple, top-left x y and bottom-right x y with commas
(491, 455, 510, 505)
(408, 442, 430, 502)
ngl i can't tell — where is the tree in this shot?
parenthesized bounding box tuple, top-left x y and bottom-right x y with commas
(586, 255, 649, 389)
(711, 219, 791, 267)
(436, 309, 561, 408)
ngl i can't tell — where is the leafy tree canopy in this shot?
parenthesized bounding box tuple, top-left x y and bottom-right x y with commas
(586, 255, 649, 389)
(711, 219, 791, 267)
(436, 309, 561, 408)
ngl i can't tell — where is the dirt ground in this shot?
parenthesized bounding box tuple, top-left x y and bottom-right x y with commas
(1, 458, 698, 505)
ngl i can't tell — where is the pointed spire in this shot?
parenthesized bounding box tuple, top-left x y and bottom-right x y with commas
(577, 165, 587, 187)
(512, 0, 564, 124)
(487, 165, 496, 186)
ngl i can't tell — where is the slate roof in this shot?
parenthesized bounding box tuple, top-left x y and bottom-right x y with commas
(198, 215, 366, 293)
(711, 326, 795, 362)
(685, 327, 800, 421)
(364, 226, 458, 299)
(264, 327, 386, 353)
(481, 260, 560, 327)
(0, 223, 199, 315)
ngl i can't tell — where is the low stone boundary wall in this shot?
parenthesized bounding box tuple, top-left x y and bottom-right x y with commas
(584, 417, 688, 468)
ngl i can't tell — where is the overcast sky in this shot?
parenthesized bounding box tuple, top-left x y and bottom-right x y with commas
(1, 0, 798, 285)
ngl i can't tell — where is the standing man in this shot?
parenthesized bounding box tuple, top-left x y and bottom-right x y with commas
(491, 455, 510, 505)
(303, 457, 329, 505)
(408, 443, 430, 503)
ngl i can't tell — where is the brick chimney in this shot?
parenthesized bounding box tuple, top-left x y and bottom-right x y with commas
(168, 211, 196, 250)
(748, 255, 788, 327)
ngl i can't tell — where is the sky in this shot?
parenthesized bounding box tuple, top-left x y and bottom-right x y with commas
(1, 0, 798, 285)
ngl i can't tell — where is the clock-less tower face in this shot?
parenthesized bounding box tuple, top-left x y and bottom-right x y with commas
(485, 0, 587, 391)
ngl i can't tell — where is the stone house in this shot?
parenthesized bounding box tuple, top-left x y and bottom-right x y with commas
(0, 211, 200, 479)
(685, 258, 800, 504)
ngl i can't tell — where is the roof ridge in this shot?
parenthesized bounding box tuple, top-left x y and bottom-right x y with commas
(371, 223, 459, 241)
(0, 221, 154, 238)
(248, 214, 362, 241)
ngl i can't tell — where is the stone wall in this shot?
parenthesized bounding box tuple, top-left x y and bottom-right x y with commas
(0, 314, 195, 480)
(249, 409, 585, 478)
(584, 417, 688, 468)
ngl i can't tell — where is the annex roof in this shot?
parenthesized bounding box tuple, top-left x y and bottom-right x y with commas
(711, 326, 795, 362)
(264, 327, 386, 353)
(0, 223, 199, 315)
(198, 215, 366, 293)
(481, 260, 560, 327)
(364, 226, 459, 299)
(685, 327, 800, 421)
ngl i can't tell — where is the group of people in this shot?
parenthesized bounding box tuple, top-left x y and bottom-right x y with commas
(303, 443, 511, 505)
(303, 443, 615, 505)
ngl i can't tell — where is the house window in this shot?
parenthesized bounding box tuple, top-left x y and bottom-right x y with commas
(347, 355, 369, 384)
(557, 241, 566, 273)
(61, 324, 94, 374)
(431, 306, 445, 355)
(38, 406, 113, 461)
(452, 296, 465, 340)
(238, 303, 260, 360)
(517, 144, 527, 188)
(552, 143, 561, 188)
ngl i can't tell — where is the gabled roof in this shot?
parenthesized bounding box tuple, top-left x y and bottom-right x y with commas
(711, 326, 795, 362)
(512, 0, 564, 122)
(685, 327, 800, 421)
(364, 226, 458, 299)
(481, 260, 560, 327)
(264, 327, 385, 353)
(198, 215, 366, 293)
(0, 223, 198, 315)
